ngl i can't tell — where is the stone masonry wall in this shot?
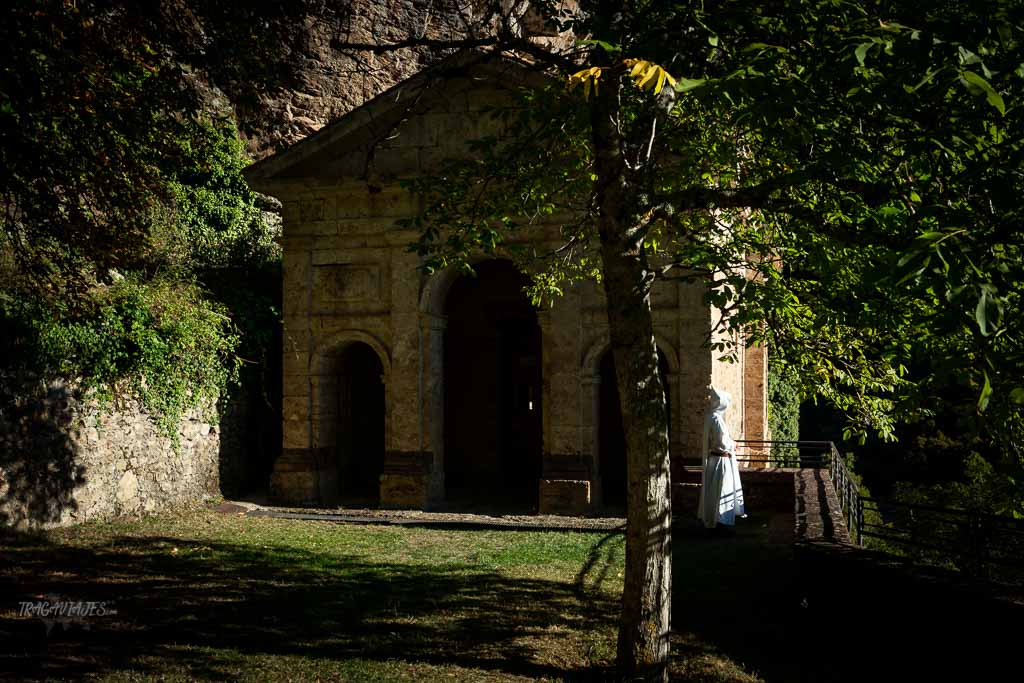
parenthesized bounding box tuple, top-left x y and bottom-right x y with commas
(0, 381, 220, 529)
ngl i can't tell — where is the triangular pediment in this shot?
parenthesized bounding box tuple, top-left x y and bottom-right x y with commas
(244, 50, 549, 190)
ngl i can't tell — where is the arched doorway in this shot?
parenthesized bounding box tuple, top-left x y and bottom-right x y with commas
(335, 342, 385, 503)
(598, 348, 671, 508)
(443, 260, 542, 506)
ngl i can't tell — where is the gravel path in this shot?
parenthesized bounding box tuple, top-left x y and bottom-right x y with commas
(221, 500, 627, 532)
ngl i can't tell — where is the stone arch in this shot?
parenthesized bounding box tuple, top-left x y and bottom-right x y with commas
(310, 331, 390, 503)
(440, 259, 543, 504)
(314, 330, 391, 376)
(418, 253, 525, 317)
(581, 333, 679, 509)
(419, 266, 461, 318)
(581, 333, 679, 377)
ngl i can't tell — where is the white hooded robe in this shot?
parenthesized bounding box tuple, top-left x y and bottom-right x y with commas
(699, 388, 745, 528)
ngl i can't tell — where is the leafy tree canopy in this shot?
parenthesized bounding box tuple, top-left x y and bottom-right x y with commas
(394, 0, 1023, 448)
(0, 0, 302, 431)
(0, 0, 309, 291)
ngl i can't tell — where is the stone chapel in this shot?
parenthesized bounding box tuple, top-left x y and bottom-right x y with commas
(244, 50, 768, 515)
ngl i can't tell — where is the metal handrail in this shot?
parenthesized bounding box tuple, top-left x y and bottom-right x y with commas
(726, 439, 1024, 582)
(733, 439, 833, 469)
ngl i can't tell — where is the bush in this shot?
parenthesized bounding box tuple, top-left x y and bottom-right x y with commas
(0, 277, 239, 439)
(1, 118, 278, 442)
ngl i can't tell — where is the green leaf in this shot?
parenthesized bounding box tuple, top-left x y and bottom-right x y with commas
(978, 370, 992, 412)
(961, 71, 1006, 115)
(742, 42, 788, 53)
(1010, 388, 1024, 405)
(708, 34, 719, 47)
(855, 42, 872, 67)
(577, 39, 621, 53)
(896, 250, 919, 268)
(958, 46, 982, 65)
(975, 287, 1003, 336)
(907, 67, 941, 93)
(673, 78, 707, 93)
(878, 21, 912, 33)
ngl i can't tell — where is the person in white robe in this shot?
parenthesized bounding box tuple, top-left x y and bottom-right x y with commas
(699, 387, 745, 528)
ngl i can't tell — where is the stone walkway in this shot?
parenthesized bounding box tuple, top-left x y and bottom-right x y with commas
(216, 500, 803, 548)
(218, 499, 628, 531)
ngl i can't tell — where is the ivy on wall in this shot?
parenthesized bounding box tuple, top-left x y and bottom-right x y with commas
(0, 120, 279, 441)
(767, 359, 800, 444)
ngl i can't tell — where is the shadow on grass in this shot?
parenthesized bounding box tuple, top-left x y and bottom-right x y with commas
(0, 529, 620, 681)
(669, 513, 1024, 682)
(6, 513, 1018, 682)
(669, 514, 803, 682)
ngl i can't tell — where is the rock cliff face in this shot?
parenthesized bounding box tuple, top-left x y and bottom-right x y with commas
(238, 0, 571, 157)
(240, 0, 476, 158)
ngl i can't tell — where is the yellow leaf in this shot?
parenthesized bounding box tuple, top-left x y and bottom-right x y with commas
(621, 58, 677, 96)
(638, 63, 660, 89)
(568, 67, 605, 99)
(655, 69, 667, 94)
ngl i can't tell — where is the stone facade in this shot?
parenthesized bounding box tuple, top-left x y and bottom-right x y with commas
(245, 51, 769, 514)
(0, 381, 220, 529)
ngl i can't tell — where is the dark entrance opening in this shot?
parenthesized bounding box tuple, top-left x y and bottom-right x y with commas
(444, 260, 542, 508)
(598, 348, 671, 508)
(337, 342, 385, 503)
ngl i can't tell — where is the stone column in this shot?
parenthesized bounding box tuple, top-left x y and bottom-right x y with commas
(743, 341, 769, 468)
(582, 373, 602, 506)
(678, 281, 715, 468)
(421, 313, 447, 506)
(666, 370, 681, 465)
(271, 235, 329, 505)
(537, 295, 592, 515)
(379, 249, 437, 509)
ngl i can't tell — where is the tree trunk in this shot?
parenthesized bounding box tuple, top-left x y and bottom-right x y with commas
(591, 69, 673, 682)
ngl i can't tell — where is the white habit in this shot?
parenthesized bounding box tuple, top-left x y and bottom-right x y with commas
(699, 387, 745, 528)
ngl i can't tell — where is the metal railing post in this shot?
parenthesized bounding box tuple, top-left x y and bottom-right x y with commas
(856, 496, 864, 546)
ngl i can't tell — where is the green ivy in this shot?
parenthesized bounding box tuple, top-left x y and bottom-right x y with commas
(1, 277, 239, 441)
(1, 118, 278, 442)
(767, 359, 800, 444)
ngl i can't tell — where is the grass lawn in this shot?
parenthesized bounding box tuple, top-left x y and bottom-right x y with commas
(0, 507, 805, 681)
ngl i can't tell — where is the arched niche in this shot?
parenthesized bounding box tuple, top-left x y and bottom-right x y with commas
(437, 259, 543, 507)
(311, 332, 390, 503)
(582, 336, 679, 509)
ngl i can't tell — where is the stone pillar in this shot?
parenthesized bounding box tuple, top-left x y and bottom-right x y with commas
(421, 313, 447, 505)
(677, 279, 715, 467)
(666, 369, 681, 465)
(379, 249, 440, 509)
(582, 373, 602, 506)
(272, 235, 334, 505)
(537, 296, 592, 515)
(743, 341, 769, 468)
